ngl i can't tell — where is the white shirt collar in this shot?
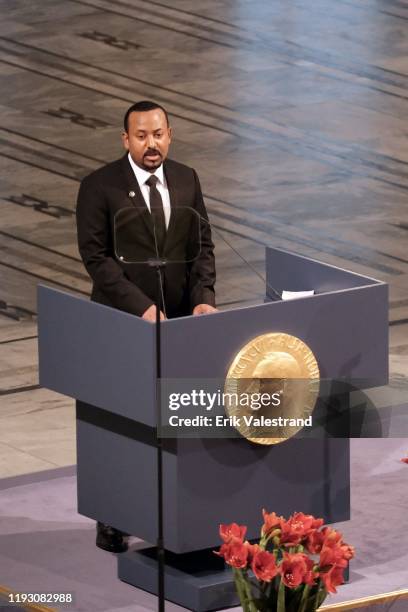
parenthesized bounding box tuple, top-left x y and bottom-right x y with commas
(128, 153, 165, 187)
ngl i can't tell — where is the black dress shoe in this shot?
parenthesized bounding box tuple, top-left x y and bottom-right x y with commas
(96, 522, 128, 553)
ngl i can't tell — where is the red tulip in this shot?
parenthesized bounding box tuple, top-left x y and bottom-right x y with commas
(320, 564, 345, 593)
(322, 527, 343, 547)
(251, 550, 278, 582)
(290, 512, 324, 533)
(340, 543, 355, 561)
(279, 512, 324, 547)
(305, 529, 325, 554)
(319, 527, 354, 570)
(320, 544, 347, 569)
(279, 552, 316, 588)
(219, 522, 247, 543)
(224, 541, 249, 569)
(261, 510, 283, 536)
(245, 541, 261, 563)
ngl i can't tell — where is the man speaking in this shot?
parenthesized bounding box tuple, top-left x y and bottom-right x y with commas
(76, 100, 217, 551)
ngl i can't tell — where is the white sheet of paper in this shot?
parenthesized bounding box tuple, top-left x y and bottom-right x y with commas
(281, 290, 315, 300)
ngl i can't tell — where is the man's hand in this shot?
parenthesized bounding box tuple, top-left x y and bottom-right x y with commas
(193, 304, 218, 316)
(142, 304, 165, 322)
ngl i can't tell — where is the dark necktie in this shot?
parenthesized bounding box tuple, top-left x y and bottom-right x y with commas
(146, 175, 166, 254)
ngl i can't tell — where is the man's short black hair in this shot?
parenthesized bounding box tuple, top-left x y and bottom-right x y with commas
(123, 101, 169, 132)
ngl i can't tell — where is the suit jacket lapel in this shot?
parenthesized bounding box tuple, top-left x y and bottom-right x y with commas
(163, 160, 180, 249)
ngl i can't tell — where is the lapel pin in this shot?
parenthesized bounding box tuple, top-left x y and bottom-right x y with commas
(128, 190, 136, 198)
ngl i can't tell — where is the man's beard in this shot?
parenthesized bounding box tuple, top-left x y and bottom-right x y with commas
(143, 149, 162, 171)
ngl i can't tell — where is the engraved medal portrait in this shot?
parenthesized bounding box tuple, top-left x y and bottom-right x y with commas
(225, 333, 320, 445)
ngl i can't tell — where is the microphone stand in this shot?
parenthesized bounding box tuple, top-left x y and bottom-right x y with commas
(153, 261, 166, 612)
(148, 221, 167, 612)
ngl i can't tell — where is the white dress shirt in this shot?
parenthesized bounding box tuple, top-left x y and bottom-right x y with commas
(128, 153, 171, 228)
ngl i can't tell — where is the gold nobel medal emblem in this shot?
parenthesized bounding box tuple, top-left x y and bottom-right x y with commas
(224, 333, 320, 445)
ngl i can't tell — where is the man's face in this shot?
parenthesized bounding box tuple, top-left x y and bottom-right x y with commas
(122, 109, 172, 171)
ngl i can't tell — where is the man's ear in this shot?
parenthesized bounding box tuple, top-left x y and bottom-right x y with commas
(168, 126, 172, 143)
(121, 131, 129, 150)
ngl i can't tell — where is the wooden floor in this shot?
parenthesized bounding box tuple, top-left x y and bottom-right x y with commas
(0, 0, 407, 477)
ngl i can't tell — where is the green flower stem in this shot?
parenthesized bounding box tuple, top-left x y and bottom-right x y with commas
(233, 569, 247, 610)
(277, 580, 285, 612)
(314, 583, 327, 610)
(233, 570, 252, 612)
(241, 572, 258, 612)
(246, 586, 258, 612)
(298, 584, 311, 612)
(317, 586, 327, 609)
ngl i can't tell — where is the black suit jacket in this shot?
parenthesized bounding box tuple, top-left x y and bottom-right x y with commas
(76, 155, 216, 318)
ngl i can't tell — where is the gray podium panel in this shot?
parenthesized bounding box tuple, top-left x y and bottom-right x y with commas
(173, 436, 349, 552)
(76, 415, 176, 545)
(161, 282, 388, 384)
(265, 246, 381, 294)
(119, 548, 237, 612)
(38, 287, 156, 425)
(76, 401, 349, 553)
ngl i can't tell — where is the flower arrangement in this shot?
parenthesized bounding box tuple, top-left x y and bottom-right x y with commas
(215, 511, 354, 612)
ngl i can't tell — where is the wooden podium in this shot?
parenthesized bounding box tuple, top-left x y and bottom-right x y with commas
(38, 247, 388, 611)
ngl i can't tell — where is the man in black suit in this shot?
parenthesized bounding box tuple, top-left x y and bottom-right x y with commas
(76, 100, 217, 551)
